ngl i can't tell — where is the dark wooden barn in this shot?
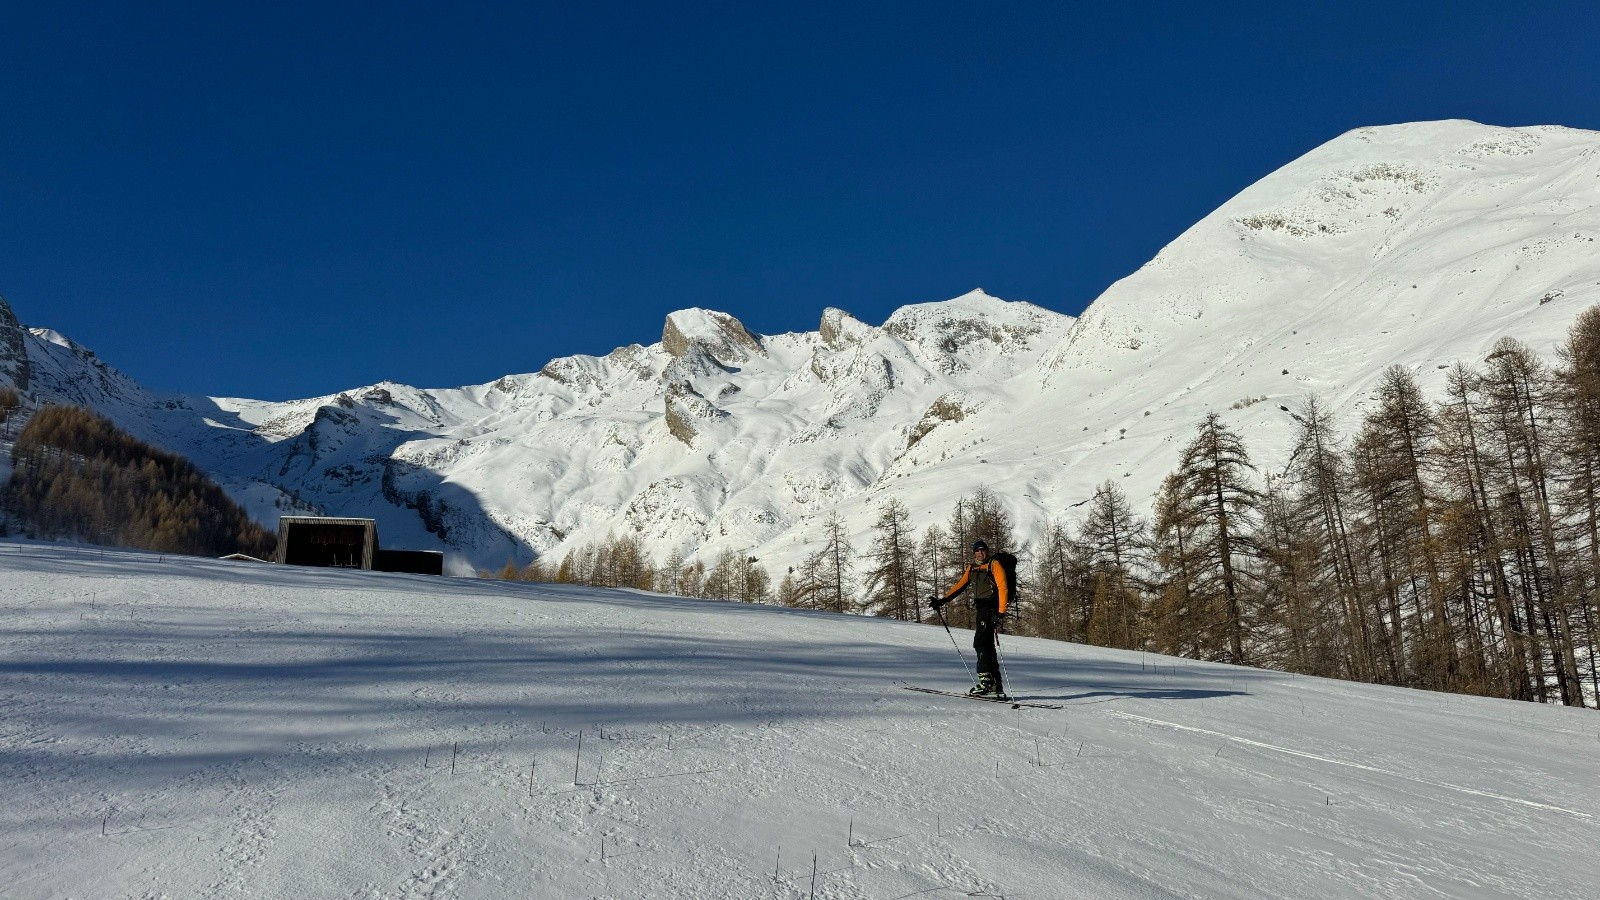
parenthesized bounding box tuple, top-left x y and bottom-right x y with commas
(275, 516, 377, 569)
(273, 516, 442, 575)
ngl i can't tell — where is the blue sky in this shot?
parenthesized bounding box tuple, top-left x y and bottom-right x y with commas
(3, 2, 1598, 399)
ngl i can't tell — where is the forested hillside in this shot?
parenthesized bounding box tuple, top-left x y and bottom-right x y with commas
(2, 405, 274, 558)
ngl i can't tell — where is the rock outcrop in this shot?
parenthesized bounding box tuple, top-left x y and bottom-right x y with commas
(0, 295, 30, 394)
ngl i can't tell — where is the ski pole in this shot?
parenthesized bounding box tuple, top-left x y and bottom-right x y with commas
(934, 603, 975, 681)
(994, 624, 1013, 695)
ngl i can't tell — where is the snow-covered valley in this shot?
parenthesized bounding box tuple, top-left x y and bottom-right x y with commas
(2, 544, 1596, 898)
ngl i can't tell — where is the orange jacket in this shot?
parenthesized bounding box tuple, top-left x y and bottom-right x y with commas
(941, 559, 1009, 614)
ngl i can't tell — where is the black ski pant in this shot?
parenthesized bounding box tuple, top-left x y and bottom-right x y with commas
(973, 604, 1002, 688)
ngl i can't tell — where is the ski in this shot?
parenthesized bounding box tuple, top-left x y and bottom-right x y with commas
(896, 682, 1064, 710)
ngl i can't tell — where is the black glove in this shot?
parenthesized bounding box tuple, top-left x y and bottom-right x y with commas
(992, 613, 1007, 632)
(928, 595, 947, 610)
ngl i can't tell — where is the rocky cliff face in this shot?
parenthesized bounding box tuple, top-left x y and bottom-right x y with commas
(0, 296, 29, 394)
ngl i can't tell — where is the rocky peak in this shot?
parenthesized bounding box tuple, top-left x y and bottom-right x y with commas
(882, 289, 1058, 354)
(819, 308, 873, 350)
(661, 309, 763, 366)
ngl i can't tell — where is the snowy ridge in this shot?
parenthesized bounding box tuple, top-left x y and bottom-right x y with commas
(893, 120, 1600, 552)
(2, 546, 1594, 897)
(1, 288, 1075, 572)
(3, 120, 1600, 574)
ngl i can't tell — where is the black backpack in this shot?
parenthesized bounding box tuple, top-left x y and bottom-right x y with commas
(992, 550, 1019, 600)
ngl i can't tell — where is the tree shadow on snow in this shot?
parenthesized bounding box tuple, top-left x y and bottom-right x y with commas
(3, 550, 1267, 801)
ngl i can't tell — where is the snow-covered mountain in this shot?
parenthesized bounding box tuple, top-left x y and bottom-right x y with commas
(1, 290, 1075, 572)
(886, 120, 1600, 557)
(4, 120, 1599, 573)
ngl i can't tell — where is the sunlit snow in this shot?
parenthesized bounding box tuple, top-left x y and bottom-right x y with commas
(3, 544, 1596, 898)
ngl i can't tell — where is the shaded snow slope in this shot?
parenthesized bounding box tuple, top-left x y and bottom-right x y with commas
(4, 120, 1600, 573)
(2, 545, 1596, 898)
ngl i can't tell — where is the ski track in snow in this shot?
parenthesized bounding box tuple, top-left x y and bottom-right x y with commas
(1109, 712, 1595, 821)
(2, 544, 1597, 899)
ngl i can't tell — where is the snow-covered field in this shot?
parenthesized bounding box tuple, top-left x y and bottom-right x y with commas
(3, 545, 1597, 899)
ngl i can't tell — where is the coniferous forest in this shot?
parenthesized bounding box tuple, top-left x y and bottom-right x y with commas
(501, 307, 1600, 708)
(3, 405, 275, 559)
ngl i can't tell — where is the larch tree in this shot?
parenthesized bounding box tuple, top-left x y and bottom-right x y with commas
(1028, 518, 1084, 642)
(863, 498, 919, 620)
(808, 510, 857, 614)
(1078, 480, 1146, 649)
(1553, 306, 1600, 701)
(1280, 396, 1367, 679)
(917, 523, 951, 618)
(1173, 412, 1261, 664)
(1149, 471, 1207, 659)
(1435, 363, 1529, 699)
(1481, 338, 1585, 704)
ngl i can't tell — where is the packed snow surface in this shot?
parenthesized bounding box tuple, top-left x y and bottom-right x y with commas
(3, 544, 1596, 899)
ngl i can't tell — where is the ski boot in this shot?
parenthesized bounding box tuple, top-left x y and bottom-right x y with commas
(968, 673, 996, 696)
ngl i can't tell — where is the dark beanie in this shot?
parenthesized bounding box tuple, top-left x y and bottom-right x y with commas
(972, 540, 989, 552)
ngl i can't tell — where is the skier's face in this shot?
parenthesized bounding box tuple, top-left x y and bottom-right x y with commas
(974, 549, 988, 564)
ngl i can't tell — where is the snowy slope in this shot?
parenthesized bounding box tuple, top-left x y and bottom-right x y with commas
(876, 121, 1600, 550)
(4, 120, 1600, 574)
(2, 544, 1596, 899)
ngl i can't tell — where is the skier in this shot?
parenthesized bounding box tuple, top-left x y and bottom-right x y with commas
(929, 540, 1009, 697)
